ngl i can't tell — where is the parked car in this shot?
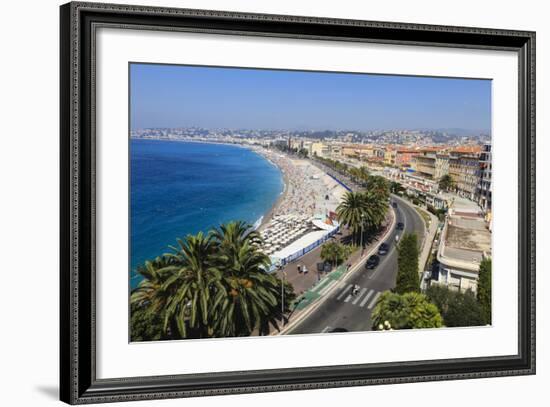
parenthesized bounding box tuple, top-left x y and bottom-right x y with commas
(365, 254, 380, 269)
(378, 242, 390, 255)
(397, 222, 404, 230)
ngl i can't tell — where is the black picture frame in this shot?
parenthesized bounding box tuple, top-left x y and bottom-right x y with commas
(60, 1, 536, 404)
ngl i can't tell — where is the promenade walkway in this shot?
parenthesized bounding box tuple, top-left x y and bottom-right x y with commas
(274, 208, 395, 330)
(274, 214, 393, 298)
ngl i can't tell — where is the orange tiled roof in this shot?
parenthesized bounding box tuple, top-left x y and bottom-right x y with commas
(451, 145, 482, 154)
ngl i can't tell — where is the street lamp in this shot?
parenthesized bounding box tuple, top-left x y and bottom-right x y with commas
(360, 213, 366, 255)
(279, 264, 286, 327)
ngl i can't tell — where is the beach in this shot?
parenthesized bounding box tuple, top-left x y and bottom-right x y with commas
(129, 139, 348, 283)
(247, 147, 348, 260)
(130, 140, 284, 286)
(252, 148, 347, 229)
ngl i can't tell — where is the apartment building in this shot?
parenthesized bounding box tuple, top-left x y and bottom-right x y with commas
(476, 143, 492, 212)
(434, 154, 450, 181)
(311, 142, 330, 157)
(449, 154, 480, 200)
(415, 152, 437, 178)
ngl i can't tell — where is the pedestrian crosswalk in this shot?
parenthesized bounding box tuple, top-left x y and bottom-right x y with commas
(334, 284, 382, 309)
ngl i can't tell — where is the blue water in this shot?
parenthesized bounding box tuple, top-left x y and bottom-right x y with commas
(130, 140, 283, 286)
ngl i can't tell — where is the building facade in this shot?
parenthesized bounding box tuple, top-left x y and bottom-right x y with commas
(476, 143, 492, 212)
(311, 142, 330, 157)
(415, 152, 437, 178)
(434, 154, 450, 181)
(394, 149, 418, 167)
(384, 149, 396, 166)
(449, 154, 480, 199)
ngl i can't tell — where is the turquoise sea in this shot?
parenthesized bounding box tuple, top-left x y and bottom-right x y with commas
(130, 139, 284, 287)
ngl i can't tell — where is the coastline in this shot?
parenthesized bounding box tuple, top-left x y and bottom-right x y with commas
(251, 147, 347, 230)
(130, 137, 346, 237)
(130, 138, 287, 233)
(258, 158, 289, 230)
(130, 139, 283, 284)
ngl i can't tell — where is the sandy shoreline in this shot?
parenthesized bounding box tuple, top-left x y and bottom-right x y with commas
(251, 148, 347, 231)
(131, 138, 346, 232)
(258, 166, 289, 230)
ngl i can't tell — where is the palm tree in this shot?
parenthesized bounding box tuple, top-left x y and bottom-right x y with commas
(320, 241, 345, 268)
(130, 221, 296, 340)
(130, 255, 180, 338)
(357, 166, 370, 184)
(348, 167, 362, 183)
(365, 175, 390, 201)
(131, 255, 175, 312)
(362, 190, 388, 231)
(212, 221, 293, 336)
(160, 232, 225, 338)
(210, 220, 263, 259)
(336, 191, 367, 243)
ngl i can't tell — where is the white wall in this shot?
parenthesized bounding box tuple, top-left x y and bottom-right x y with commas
(0, 0, 546, 406)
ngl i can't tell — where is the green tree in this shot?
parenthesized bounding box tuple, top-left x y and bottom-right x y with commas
(357, 166, 370, 184)
(365, 175, 390, 201)
(161, 232, 225, 338)
(211, 221, 294, 336)
(336, 191, 367, 243)
(395, 233, 420, 294)
(336, 188, 389, 245)
(130, 222, 297, 341)
(390, 181, 405, 195)
(439, 174, 454, 191)
(371, 291, 443, 330)
(130, 302, 166, 342)
(426, 285, 485, 327)
(320, 241, 352, 268)
(348, 167, 362, 183)
(477, 257, 492, 325)
(362, 190, 388, 232)
(130, 255, 183, 339)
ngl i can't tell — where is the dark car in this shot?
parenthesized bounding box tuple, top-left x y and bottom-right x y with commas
(392, 202, 398, 208)
(365, 254, 380, 269)
(378, 242, 390, 255)
(397, 222, 404, 230)
(329, 328, 349, 333)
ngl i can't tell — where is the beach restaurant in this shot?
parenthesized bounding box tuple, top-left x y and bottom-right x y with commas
(267, 214, 339, 272)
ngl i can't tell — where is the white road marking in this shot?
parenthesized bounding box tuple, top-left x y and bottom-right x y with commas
(321, 326, 331, 333)
(336, 284, 352, 300)
(359, 289, 375, 307)
(367, 292, 382, 310)
(352, 288, 368, 305)
(344, 293, 353, 303)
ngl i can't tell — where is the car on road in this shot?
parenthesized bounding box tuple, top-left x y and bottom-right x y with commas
(329, 328, 348, 333)
(377, 242, 390, 255)
(365, 254, 380, 269)
(392, 201, 398, 208)
(396, 222, 404, 230)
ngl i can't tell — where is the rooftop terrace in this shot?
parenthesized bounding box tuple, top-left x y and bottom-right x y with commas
(439, 213, 491, 272)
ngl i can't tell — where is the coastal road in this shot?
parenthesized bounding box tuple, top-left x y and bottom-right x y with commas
(284, 195, 425, 335)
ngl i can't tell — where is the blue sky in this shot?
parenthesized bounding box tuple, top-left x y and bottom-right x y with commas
(130, 63, 491, 132)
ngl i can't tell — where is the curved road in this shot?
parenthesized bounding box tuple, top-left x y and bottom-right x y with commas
(285, 195, 425, 335)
